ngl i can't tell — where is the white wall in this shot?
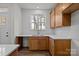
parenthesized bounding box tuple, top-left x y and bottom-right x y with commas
(22, 9, 53, 35)
(0, 4, 22, 44)
(22, 9, 53, 47)
(12, 4, 22, 37)
(9, 4, 22, 44)
(54, 10, 79, 56)
(0, 7, 11, 44)
(71, 10, 79, 56)
(54, 27, 71, 38)
(0, 4, 13, 44)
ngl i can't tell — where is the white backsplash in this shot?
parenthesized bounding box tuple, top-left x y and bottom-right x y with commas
(53, 27, 71, 38)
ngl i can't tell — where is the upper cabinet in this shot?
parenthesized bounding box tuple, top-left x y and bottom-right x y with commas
(55, 4, 63, 27)
(50, 3, 71, 28)
(63, 3, 79, 13)
(50, 9, 55, 28)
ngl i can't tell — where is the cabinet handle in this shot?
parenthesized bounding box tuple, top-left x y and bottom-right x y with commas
(6, 35, 8, 37)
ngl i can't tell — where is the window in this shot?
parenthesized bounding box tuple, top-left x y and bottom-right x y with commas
(31, 15, 46, 30)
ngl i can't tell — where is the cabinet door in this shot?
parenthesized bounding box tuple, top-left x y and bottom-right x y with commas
(49, 39, 51, 54)
(50, 9, 55, 28)
(39, 37, 49, 50)
(29, 37, 39, 50)
(54, 40, 71, 56)
(29, 36, 49, 50)
(55, 3, 71, 28)
(49, 38, 54, 56)
(55, 13, 62, 27)
(55, 4, 63, 27)
(54, 40, 64, 56)
(16, 37, 23, 51)
(62, 40, 71, 56)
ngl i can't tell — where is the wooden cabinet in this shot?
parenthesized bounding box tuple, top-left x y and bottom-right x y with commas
(50, 3, 71, 28)
(29, 37, 39, 50)
(39, 37, 49, 50)
(16, 37, 23, 50)
(49, 37, 54, 56)
(55, 4, 63, 27)
(63, 3, 79, 14)
(16, 36, 71, 56)
(48, 38, 71, 56)
(54, 39, 71, 56)
(50, 9, 55, 28)
(29, 36, 49, 50)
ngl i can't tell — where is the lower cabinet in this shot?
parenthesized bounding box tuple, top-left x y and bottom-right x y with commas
(49, 37, 54, 56)
(49, 39, 71, 56)
(54, 39, 71, 56)
(16, 37, 23, 51)
(29, 38, 39, 50)
(29, 36, 49, 50)
(16, 36, 71, 56)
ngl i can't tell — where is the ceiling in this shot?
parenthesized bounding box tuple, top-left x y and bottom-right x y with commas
(19, 3, 57, 10)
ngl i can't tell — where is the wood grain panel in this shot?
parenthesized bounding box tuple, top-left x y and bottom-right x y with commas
(29, 36, 49, 50)
(63, 3, 79, 13)
(54, 39, 71, 56)
(50, 3, 71, 28)
(63, 13, 71, 26)
(29, 37, 39, 50)
(49, 38, 54, 56)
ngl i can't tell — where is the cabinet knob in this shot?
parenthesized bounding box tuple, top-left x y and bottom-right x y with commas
(6, 35, 8, 37)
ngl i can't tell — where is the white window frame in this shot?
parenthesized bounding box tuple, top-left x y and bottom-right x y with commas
(31, 14, 46, 31)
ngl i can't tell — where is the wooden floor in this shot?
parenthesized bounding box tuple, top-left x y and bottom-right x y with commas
(17, 48, 50, 56)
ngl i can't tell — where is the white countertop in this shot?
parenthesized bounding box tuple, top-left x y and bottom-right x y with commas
(16, 35, 33, 37)
(16, 35, 71, 39)
(0, 44, 19, 56)
(49, 35, 71, 39)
